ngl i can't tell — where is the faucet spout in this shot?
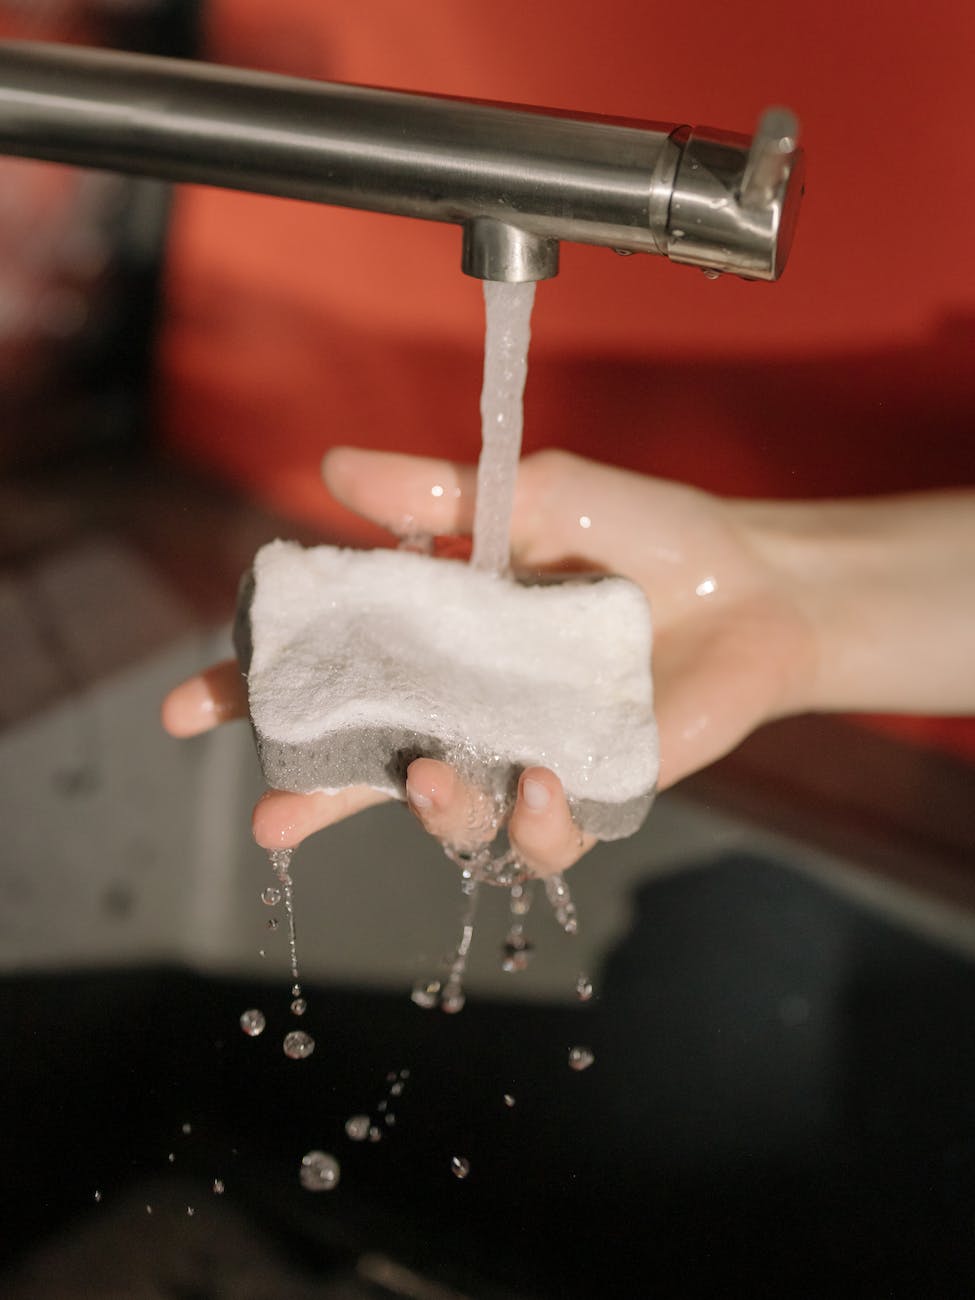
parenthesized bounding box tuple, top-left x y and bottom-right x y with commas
(0, 41, 804, 283)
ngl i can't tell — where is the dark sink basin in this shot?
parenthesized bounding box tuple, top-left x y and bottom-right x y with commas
(3, 851, 975, 1298)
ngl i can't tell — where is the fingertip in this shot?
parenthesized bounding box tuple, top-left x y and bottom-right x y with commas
(510, 767, 592, 877)
(405, 758, 456, 820)
(252, 785, 390, 850)
(252, 790, 303, 850)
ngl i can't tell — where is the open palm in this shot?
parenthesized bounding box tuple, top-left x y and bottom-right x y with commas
(163, 449, 813, 874)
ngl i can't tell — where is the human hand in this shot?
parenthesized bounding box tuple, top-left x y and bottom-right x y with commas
(163, 449, 816, 874)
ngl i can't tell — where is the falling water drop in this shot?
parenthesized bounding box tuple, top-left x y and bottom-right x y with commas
(451, 1156, 471, 1180)
(575, 973, 594, 1002)
(212, 1179, 225, 1195)
(239, 1009, 266, 1038)
(390, 1081, 404, 1098)
(283, 1031, 315, 1060)
(94, 1190, 102, 1203)
(368, 1126, 382, 1143)
(503, 1093, 516, 1108)
(411, 978, 441, 1009)
(299, 1151, 339, 1192)
(290, 997, 307, 1016)
(261, 886, 281, 906)
(345, 1115, 370, 1142)
(568, 1046, 595, 1072)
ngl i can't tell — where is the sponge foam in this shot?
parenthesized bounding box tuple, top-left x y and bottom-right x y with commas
(235, 541, 658, 839)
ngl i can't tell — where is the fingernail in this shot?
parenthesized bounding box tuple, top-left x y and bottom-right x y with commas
(522, 777, 551, 811)
(407, 783, 432, 810)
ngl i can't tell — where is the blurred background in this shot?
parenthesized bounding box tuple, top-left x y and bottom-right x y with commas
(1, 2, 974, 1296)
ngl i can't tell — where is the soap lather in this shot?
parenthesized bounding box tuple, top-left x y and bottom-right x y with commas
(235, 541, 659, 843)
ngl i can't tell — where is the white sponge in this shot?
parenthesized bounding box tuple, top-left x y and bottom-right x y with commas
(235, 541, 658, 839)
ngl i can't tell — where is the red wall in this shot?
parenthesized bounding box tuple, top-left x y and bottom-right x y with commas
(156, 0, 975, 755)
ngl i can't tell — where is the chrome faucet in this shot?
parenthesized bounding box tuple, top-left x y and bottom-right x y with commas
(0, 41, 803, 283)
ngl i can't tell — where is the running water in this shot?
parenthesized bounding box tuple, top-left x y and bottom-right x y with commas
(268, 849, 300, 982)
(470, 280, 536, 576)
(411, 877, 480, 1013)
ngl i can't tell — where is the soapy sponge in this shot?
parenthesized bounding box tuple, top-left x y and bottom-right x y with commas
(235, 541, 658, 839)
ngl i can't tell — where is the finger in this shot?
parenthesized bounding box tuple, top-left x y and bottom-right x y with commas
(161, 660, 246, 737)
(508, 767, 596, 878)
(323, 448, 477, 538)
(252, 785, 390, 850)
(404, 757, 500, 853)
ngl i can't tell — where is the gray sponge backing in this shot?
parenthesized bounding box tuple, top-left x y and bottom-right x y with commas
(235, 541, 658, 840)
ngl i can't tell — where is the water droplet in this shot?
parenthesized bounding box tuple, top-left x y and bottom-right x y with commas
(399, 1068, 410, 1080)
(377, 1100, 388, 1113)
(146, 1204, 153, 1215)
(390, 1081, 404, 1097)
(451, 1156, 471, 1180)
(575, 974, 594, 1002)
(386, 1071, 397, 1084)
(613, 247, 634, 256)
(283, 1031, 315, 1060)
(385, 1113, 396, 1127)
(212, 1179, 225, 1195)
(239, 1009, 266, 1038)
(299, 1150, 340, 1192)
(167, 1152, 175, 1164)
(94, 1190, 102, 1203)
(568, 1046, 595, 1072)
(292, 983, 302, 998)
(700, 267, 722, 280)
(368, 1126, 382, 1143)
(441, 990, 466, 1015)
(578, 514, 592, 529)
(261, 886, 281, 906)
(345, 1115, 370, 1141)
(503, 1093, 516, 1108)
(411, 978, 441, 1009)
(501, 935, 534, 973)
(181, 1123, 192, 1135)
(258, 949, 266, 958)
(290, 997, 307, 1016)
(266, 916, 280, 931)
